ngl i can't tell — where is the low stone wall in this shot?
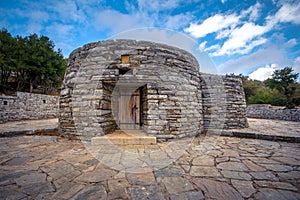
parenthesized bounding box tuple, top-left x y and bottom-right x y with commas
(202, 74, 248, 132)
(0, 92, 59, 123)
(246, 104, 300, 121)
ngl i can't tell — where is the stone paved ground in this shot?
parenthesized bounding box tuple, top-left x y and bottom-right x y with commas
(1, 117, 299, 141)
(0, 119, 58, 136)
(0, 134, 299, 199)
(227, 118, 300, 138)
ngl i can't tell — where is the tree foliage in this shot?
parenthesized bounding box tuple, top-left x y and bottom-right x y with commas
(265, 67, 299, 108)
(238, 68, 299, 108)
(0, 28, 66, 94)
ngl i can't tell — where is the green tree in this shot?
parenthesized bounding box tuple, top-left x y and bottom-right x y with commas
(0, 29, 66, 94)
(238, 74, 261, 103)
(0, 29, 17, 92)
(294, 83, 300, 106)
(265, 67, 299, 108)
(248, 87, 285, 105)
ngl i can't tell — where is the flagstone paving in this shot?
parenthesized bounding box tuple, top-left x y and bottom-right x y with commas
(1, 117, 299, 142)
(0, 134, 299, 199)
(222, 118, 300, 142)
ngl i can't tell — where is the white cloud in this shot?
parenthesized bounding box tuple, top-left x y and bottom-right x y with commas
(91, 1, 193, 35)
(218, 45, 286, 74)
(268, 2, 300, 25)
(28, 11, 50, 23)
(240, 2, 261, 21)
(164, 13, 193, 29)
(184, 5, 268, 56)
(205, 44, 220, 51)
(217, 31, 299, 78)
(198, 41, 207, 52)
(50, 0, 87, 23)
(285, 38, 297, 47)
(216, 29, 231, 39)
(213, 22, 269, 56)
(239, 38, 267, 54)
(111, 28, 198, 54)
(248, 64, 279, 81)
(293, 56, 300, 76)
(199, 42, 220, 54)
(186, 1, 300, 57)
(184, 14, 239, 38)
(137, 0, 182, 11)
(27, 23, 43, 34)
(46, 23, 74, 38)
(93, 10, 148, 35)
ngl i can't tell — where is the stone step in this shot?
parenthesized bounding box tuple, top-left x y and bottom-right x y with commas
(91, 130, 156, 145)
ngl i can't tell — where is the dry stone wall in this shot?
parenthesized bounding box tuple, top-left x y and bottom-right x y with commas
(0, 92, 58, 123)
(201, 74, 248, 132)
(246, 104, 300, 121)
(59, 39, 248, 140)
(59, 40, 203, 140)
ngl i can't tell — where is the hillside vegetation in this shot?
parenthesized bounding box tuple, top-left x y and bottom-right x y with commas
(239, 67, 299, 108)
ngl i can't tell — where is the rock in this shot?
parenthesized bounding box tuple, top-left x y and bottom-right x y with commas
(126, 172, 155, 185)
(5, 157, 31, 165)
(71, 185, 107, 200)
(129, 185, 165, 200)
(216, 156, 229, 163)
(278, 171, 300, 181)
(247, 156, 280, 164)
(217, 161, 248, 171)
(243, 160, 266, 171)
(15, 173, 47, 186)
(75, 165, 117, 183)
(231, 180, 256, 198)
(0, 185, 27, 200)
(154, 165, 185, 177)
(170, 191, 205, 200)
(160, 176, 194, 194)
(255, 181, 298, 191)
(254, 188, 300, 200)
(192, 178, 243, 200)
(190, 166, 221, 177)
(46, 160, 76, 180)
(108, 178, 130, 191)
(221, 170, 252, 180)
(259, 164, 293, 172)
(250, 171, 278, 181)
(221, 149, 239, 157)
(0, 171, 32, 186)
(51, 182, 85, 199)
(107, 179, 130, 199)
(192, 155, 215, 166)
(21, 182, 54, 195)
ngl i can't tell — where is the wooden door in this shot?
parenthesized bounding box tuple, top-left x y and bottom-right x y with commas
(118, 89, 141, 129)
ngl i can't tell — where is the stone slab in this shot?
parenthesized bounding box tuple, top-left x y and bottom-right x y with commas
(91, 130, 156, 145)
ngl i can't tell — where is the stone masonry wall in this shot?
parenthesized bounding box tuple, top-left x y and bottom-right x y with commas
(0, 92, 59, 123)
(246, 104, 300, 121)
(201, 74, 248, 132)
(59, 40, 203, 140)
(59, 39, 248, 140)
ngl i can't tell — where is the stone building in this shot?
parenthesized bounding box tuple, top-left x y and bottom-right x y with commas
(59, 40, 248, 140)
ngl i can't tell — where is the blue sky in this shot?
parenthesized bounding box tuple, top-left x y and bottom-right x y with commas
(0, 0, 299, 81)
